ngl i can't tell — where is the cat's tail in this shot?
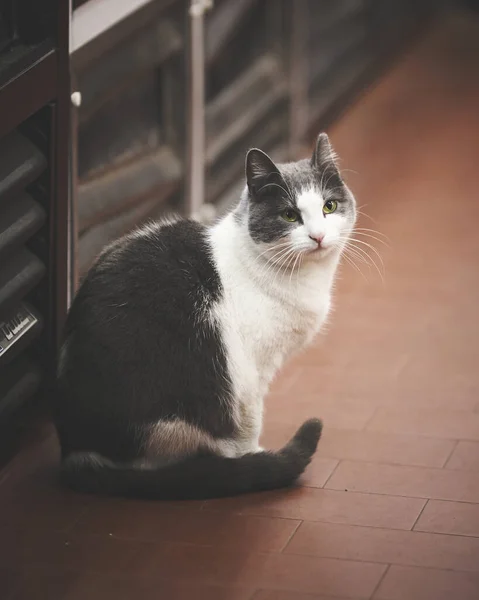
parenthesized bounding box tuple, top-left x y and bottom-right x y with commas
(59, 419, 322, 500)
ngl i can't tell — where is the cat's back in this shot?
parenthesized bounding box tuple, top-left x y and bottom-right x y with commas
(68, 218, 221, 331)
(90, 218, 218, 297)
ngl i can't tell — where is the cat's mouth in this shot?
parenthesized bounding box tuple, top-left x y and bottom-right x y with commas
(307, 243, 331, 257)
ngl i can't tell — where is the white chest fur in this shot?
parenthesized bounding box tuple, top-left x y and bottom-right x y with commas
(209, 215, 337, 407)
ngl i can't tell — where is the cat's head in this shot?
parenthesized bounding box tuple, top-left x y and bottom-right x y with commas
(241, 133, 356, 263)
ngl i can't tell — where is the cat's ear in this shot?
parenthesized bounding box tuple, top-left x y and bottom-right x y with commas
(311, 132, 338, 172)
(245, 148, 281, 195)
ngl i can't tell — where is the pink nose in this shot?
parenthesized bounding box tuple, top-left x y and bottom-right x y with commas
(309, 234, 324, 246)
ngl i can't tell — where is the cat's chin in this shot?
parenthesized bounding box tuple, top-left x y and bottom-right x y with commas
(305, 245, 336, 260)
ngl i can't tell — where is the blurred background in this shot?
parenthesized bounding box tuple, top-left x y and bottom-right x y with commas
(69, 0, 450, 278)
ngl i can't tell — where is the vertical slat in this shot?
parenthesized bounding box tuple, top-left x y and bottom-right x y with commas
(52, 0, 71, 364)
(185, 0, 213, 219)
(289, 0, 309, 158)
(70, 71, 80, 298)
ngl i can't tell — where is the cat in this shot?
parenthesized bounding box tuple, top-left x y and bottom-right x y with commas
(54, 132, 356, 500)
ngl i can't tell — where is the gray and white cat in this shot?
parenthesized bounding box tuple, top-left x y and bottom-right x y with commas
(54, 133, 356, 499)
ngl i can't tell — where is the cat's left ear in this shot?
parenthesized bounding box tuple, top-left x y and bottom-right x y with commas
(311, 132, 339, 172)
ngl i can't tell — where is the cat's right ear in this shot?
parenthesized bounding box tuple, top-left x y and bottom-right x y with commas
(245, 148, 281, 197)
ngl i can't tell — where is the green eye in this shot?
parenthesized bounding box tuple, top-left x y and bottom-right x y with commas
(323, 200, 338, 214)
(281, 209, 299, 223)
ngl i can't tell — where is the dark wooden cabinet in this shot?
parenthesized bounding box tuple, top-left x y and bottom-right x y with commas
(0, 0, 70, 463)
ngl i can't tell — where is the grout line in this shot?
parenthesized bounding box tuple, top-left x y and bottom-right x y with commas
(282, 550, 393, 568)
(317, 458, 471, 473)
(278, 543, 479, 574)
(52, 516, 479, 543)
(441, 439, 459, 468)
(280, 519, 303, 553)
(370, 563, 391, 600)
(308, 453, 463, 470)
(411, 499, 429, 531)
(202, 483, 479, 505)
(321, 458, 341, 488)
(280, 520, 479, 541)
(62, 501, 93, 535)
(304, 483, 479, 503)
(362, 406, 380, 432)
(199, 508, 305, 522)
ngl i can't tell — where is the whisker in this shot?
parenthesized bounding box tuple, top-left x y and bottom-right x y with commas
(354, 227, 390, 242)
(348, 238, 385, 272)
(256, 241, 294, 262)
(289, 252, 302, 286)
(352, 232, 390, 248)
(261, 251, 294, 283)
(270, 248, 297, 290)
(264, 247, 297, 281)
(341, 245, 371, 280)
(341, 251, 368, 281)
(342, 244, 371, 267)
(346, 243, 375, 266)
(296, 253, 304, 287)
(346, 241, 384, 282)
(257, 182, 294, 203)
(354, 226, 389, 237)
(356, 210, 381, 226)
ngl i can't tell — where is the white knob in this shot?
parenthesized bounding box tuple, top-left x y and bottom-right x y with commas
(71, 91, 82, 107)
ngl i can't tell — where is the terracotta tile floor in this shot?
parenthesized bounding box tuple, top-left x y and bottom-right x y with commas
(2, 10, 479, 600)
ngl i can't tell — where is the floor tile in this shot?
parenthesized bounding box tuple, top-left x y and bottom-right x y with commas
(9, 570, 255, 600)
(301, 457, 339, 488)
(9, 570, 84, 600)
(265, 395, 376, 431)
(260, 422, 453, 471)
(253, 592, 353, 600)
(317, 429, 454, 468)
(0, 437, 90, 533)
(414, 500, 479, 537)
(203, 487, 426, 530)
(0, 477, 90, 533)
(325, 461, 479, 502)
(134, 544, 387, 598)
(373, 565, 479, 600)
(286, 521, 479, 571)
(367, 407, 479, 440)
(270, 366, 400, 403)
(1, 528, 147, 573)
(445, 441, 479, 470)
(73, 500, 300, 552)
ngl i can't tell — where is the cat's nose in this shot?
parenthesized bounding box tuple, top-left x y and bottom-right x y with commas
(309, 234, 324, 246)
